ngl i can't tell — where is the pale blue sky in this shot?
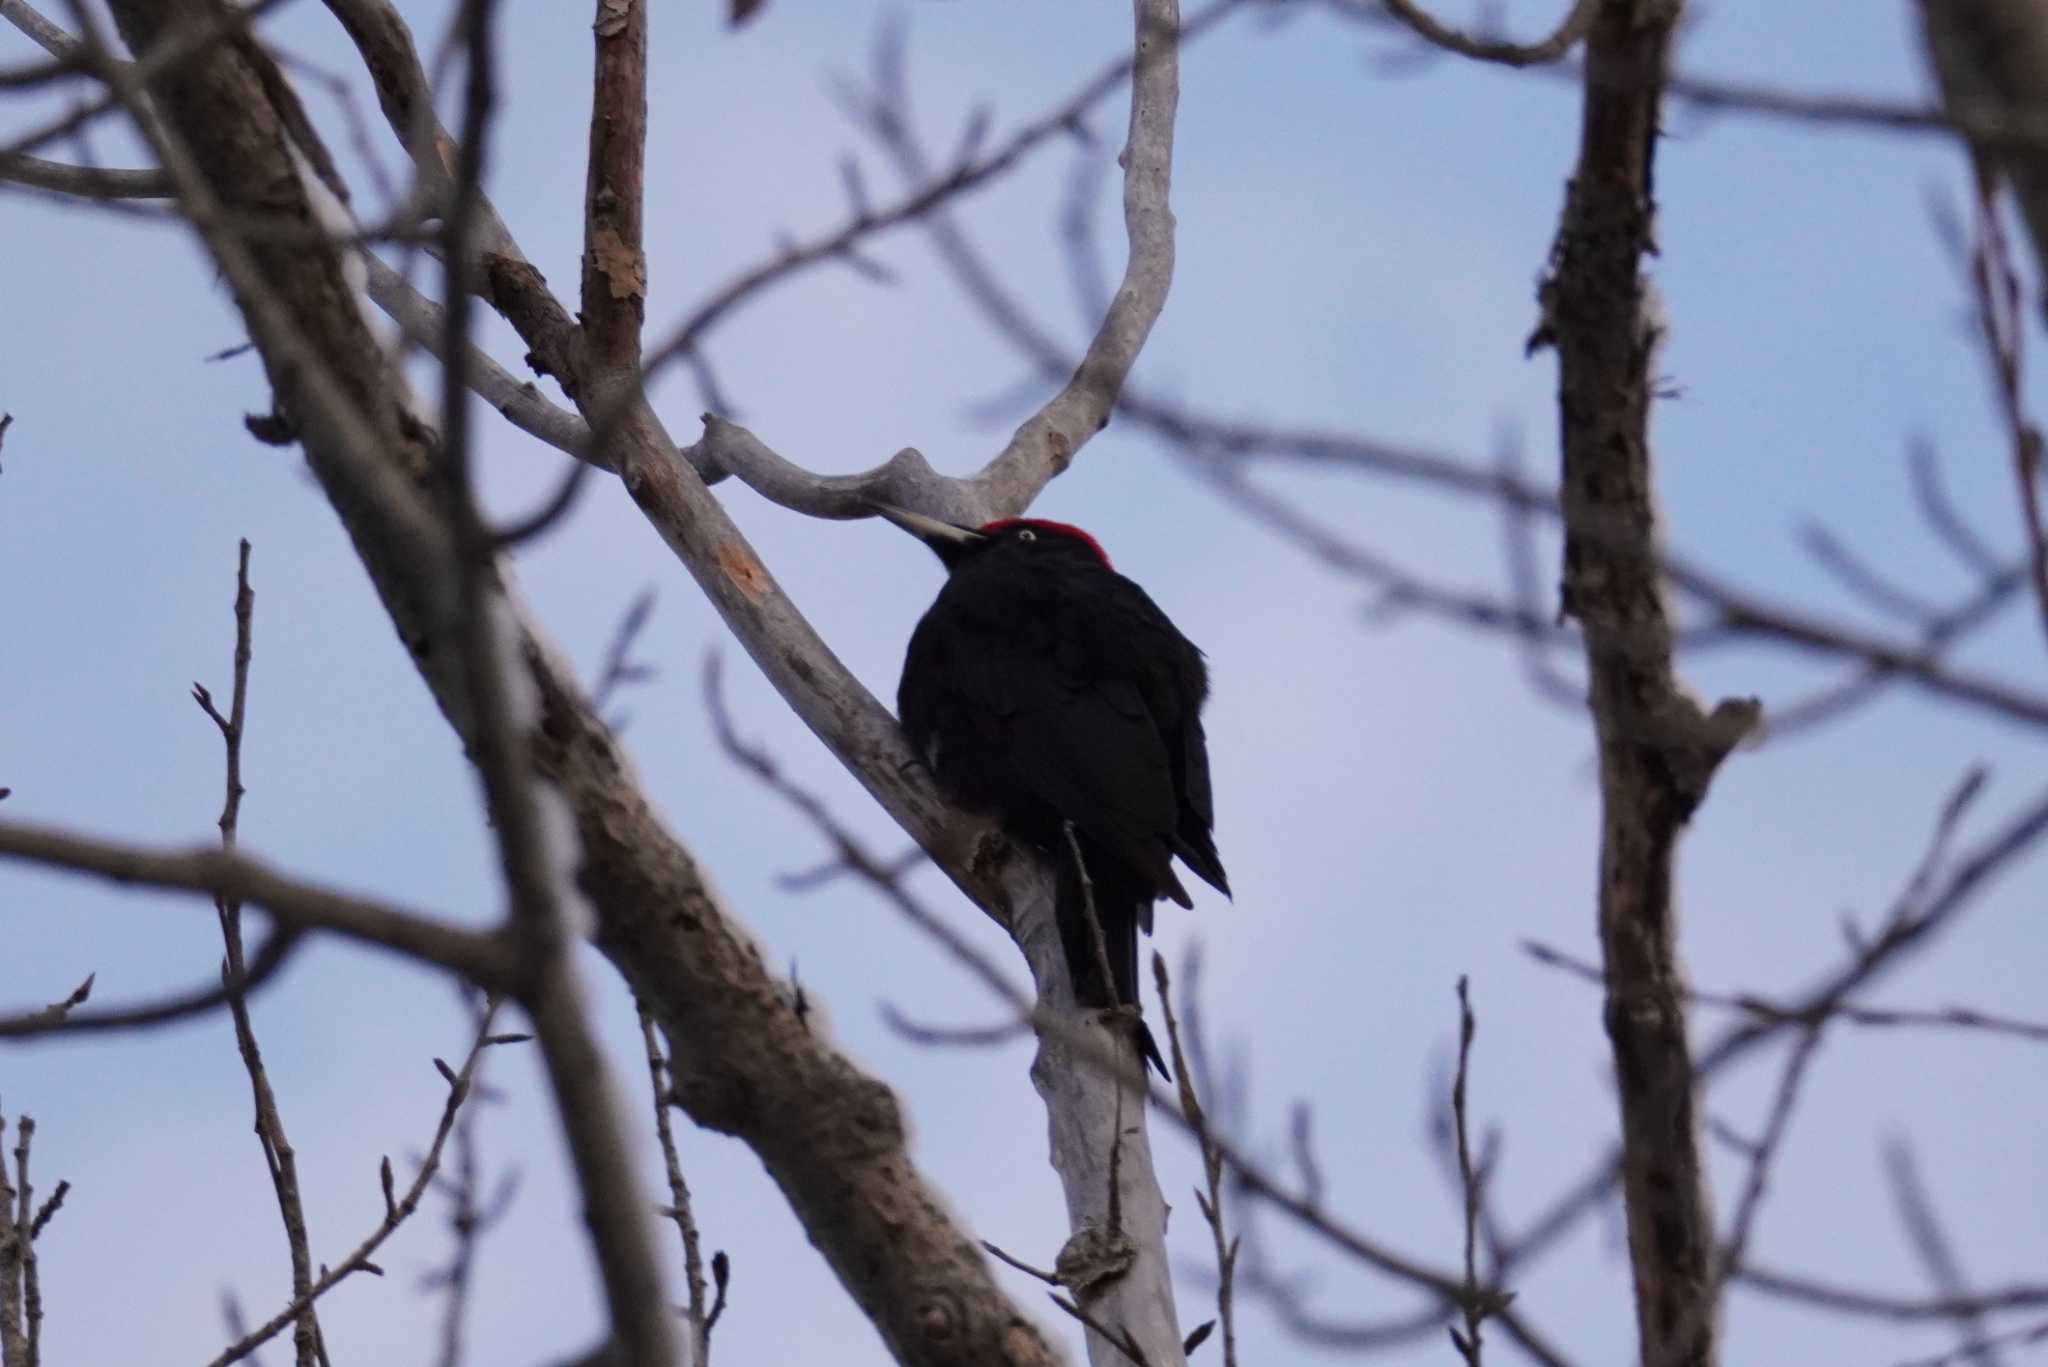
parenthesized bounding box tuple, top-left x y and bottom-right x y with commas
(4, 3, 2045, 1364)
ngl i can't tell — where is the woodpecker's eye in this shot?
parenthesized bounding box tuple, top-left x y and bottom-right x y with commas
(1016, 528, 1037, 543)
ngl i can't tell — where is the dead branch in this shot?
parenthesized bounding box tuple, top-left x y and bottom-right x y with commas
(1534, 4, 1739, 1364)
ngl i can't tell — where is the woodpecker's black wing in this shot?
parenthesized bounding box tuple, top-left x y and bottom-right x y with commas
(1122, 584, 1230, 900)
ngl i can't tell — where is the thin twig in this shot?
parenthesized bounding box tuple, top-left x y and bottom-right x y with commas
(638, 1002, 714, 1365)
(1885, 1138, 2006, 1367)
(208, 1003, 508, 1367)
(0, 823, 513, 992)
(983, 1239, 1061, 1285)
(591, 587, 659, 724)
(1446, 977, 1498, 1366)
(196, 539, 326, 1367)
(1048, 1293, 1153, 1367)
(423, 994, 519, 1367)
(1376, 0, 1597, 67)
(1526, 941, 2048, 1045)
(1152, 952, 1236, 1367)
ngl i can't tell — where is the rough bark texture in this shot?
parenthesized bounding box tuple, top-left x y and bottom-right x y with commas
(532, 663, 1059, 1366)
(581, 0, 647, 371)
(1538, 3, 1756, 1364)
(100, 7, 1062, 1363)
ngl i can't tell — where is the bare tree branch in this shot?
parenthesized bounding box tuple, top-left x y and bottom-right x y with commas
(89, 4, 1075, 1359)
(1734, 1268, 2048, 1324)
(0, 151, 165, 195)
(1533, 4, 1741, 1364)
(1373, 0, 1598, 66)
(194, 540, 326, 1367)
(1527, 942, 2048, 1046)
(425, 4, 677, 1360)
(0, 822, 510, 986)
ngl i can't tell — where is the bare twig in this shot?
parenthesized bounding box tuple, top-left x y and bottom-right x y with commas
(1374, 0, 1597, 66)
(194, 539, 326, 1367)
(882, 1006, 1031, 1048)
(1672, 1025, 1827, 1363)
(1885, 1138, 2007, 1367)
(0, 822, 513, 990)
(1049, 1293, 1153, 1367)
(591, 587, 658, 723)
(0, 932, 300, 1039)
(422, 996, 519, 1367)
(208, 1005, 509, 1367)
(1152, 953, 1236, 1367)
(1527, 942, 2048, 1045)
(11, 977, 92, 1032)
(1736, 1267, 2048, 1324)
(1894, 1318, 2048, 1367)
(1446, 977, 1501, 1365)
(1797, 522, 1946, 624)
(1911, 437, 2006, 576)
(638, 1002, 715, 1365)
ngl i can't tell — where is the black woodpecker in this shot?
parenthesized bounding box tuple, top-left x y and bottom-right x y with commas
(879, 506, 1229, 1077)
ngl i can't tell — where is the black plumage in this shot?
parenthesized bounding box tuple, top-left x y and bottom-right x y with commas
(882, 508, 1229, 1076)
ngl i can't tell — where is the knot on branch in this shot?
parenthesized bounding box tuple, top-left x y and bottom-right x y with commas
(820, 1074, 908, 1161)
(911, 1286, 967, 1344)
(1054, 1221, 1137, 1298)
(1659, 693, 1762, 821)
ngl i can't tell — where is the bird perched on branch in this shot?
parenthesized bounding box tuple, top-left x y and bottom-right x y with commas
(879, 506, 1229, 1077)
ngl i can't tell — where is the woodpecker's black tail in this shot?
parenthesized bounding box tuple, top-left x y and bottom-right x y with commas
(1055, 838, 1170, 1080)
